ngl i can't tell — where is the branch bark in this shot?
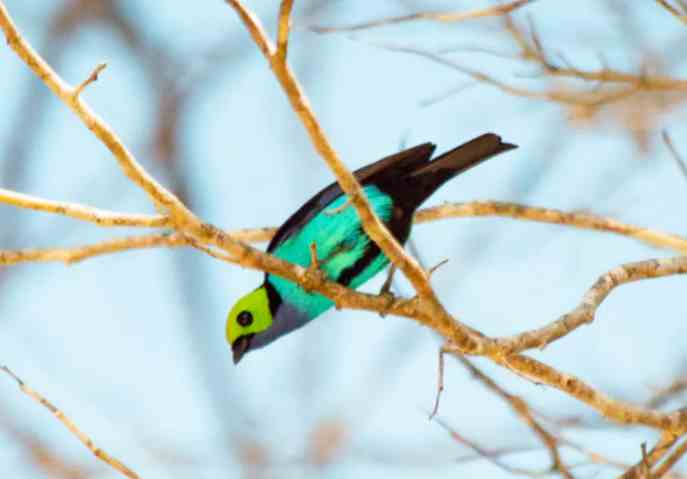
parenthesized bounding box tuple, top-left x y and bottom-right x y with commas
(3, 3, 687, 474)
(1, 366, 140, 479)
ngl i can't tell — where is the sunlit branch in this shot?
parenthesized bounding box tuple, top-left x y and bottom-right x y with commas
(415, 201, 687, 255)
(0, 2, 200, 229)
(494, 257, 687, 355)
(1, 366, 140, 479)
(0, 188, 169, 228)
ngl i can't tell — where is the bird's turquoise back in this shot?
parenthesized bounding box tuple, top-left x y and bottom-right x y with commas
(268, 185, 393, 319)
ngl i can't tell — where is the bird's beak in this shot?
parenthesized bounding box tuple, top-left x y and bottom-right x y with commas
(232, 334, 254, 365)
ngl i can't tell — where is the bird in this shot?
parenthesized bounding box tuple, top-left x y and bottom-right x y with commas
(226, 133, 516, 364)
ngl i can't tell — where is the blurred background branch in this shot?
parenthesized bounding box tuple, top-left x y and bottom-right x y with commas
(1, 0, 686, 478)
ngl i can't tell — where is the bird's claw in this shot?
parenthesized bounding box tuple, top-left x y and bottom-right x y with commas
(303, 264, 326, 293)
(378, 289, 396, 318)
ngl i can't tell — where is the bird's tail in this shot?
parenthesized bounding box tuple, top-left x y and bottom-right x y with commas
(407, 133, 516, 206)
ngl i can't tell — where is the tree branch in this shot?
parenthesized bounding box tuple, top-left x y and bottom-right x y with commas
(1, 366, 140, 479)
(3, 0, 687, 463)
(0, 2, 200, 229)
(619, 432, 681, 478)
(415, 201, 687, 255)
(0, 188, 169, 228)
(655, 0, 687, 25)
(662, 130, 687, 184)
(224, 0, 475, 349)
(455, 355, 575, 478)
(309, 0, 535, 33)
(493, 257, 687, 355)
(654, 436, 687, 478)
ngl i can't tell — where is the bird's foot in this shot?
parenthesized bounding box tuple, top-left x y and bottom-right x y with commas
(378, 290, 396, 318)
(378, 265, 397, 318)
(303, 266, 327, 293)
(303, 242, 326, 293)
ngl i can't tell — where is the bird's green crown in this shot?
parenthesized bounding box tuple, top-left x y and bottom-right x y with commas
(225, 287, 273, 346)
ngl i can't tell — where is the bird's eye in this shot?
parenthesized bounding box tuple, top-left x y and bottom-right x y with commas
(237, 311, 253, 327)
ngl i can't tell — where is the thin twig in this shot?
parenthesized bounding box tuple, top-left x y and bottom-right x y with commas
(73, 62, 107, 98)
(647, 377, 687, 409)
(455, 355, 575, 478)
(0, 233, 188, 266)
(493, 257, 687, 355)
(3, 0, 687, 449)
(654, 435, 687, 477)
(309, 0, 535, 33)
(655, 0, 687, 25)
(224, 0, 464, 337)
(0, 2, 200, 228)
(415, 201, 687, 255)
(0, 188, 169, 228)
(619, 432, 680, 478)
(435, 417, 552, 477)
(1, 366, 140, 479)
(366, 40, 642, 107)
(662, 131, 687, 183)
(276, 0, 295, 60)
(503, 16, 687, 91)
(428, 258, 449, 277)
(429, 345, 447, 419)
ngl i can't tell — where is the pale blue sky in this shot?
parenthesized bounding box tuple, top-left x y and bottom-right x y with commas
(1, 1, 687, 477)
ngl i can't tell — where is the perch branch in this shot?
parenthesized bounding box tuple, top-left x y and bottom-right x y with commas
(224, 0, 471, 346)
(3, 0, 687, 455)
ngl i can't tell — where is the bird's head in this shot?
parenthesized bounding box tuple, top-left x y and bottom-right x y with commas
(226, 286, 273, 364)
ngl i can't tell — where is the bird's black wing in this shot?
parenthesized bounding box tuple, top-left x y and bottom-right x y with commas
(266, 142, 436, 253)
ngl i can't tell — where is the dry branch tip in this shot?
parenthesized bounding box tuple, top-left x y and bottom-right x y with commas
(73, 62, 107, 98)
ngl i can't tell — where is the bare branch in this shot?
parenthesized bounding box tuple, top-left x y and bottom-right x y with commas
(1, 366, 140, 479)
(366, 41, 641, 107)
(494, 257, 687, 355)
(72, 62, 107, 98)
(4, 0, 687, 454)
(415, 201, 687, 255)
(620, 432, 681, 478)
(429, 345, 447, 419)
(455, 355, 574, 478)
(0, 2, 200, 228)
(0, 188, 169, 228)
(655, 0, 687, 25)
(654, 436, 687, 478)
(504, 16, 687, 90)
(0, 233, 188, 266)
(224, 0, 461, 333)
(276, 0, 295, 60)
(647, 377, 687, 409)
(435, 417, 552, 477)
(662, 130, 687, 183)
(310, 0, 535, 33)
